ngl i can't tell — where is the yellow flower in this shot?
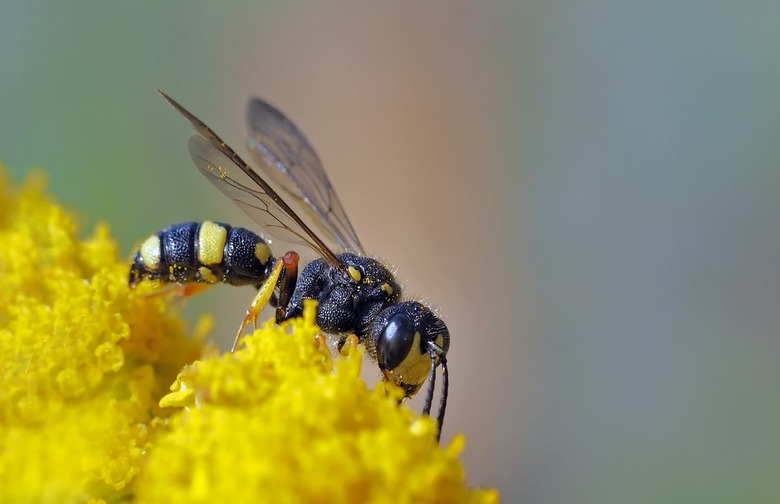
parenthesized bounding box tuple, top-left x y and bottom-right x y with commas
(0, 165, 202, 502)
(0, 163, 499, 503)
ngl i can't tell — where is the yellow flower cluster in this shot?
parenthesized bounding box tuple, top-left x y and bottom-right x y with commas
(0, 165, 203, 503)
(0, 163, 499, 503)
(139, 305, 497, 503)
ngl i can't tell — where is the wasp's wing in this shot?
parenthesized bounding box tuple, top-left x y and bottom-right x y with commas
(187, 136, 319, 253)
(158, 90, 341, 266)
(246, 98, 365, 255)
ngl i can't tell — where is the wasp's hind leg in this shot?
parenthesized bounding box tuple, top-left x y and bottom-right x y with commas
(232, 259, 285, 352)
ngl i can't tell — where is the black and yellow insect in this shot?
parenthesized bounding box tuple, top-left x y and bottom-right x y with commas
(129, 221, 273, 288)
(129, 90, 450, 439)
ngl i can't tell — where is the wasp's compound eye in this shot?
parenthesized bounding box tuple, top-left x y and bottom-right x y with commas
(377, 313, 416, 373)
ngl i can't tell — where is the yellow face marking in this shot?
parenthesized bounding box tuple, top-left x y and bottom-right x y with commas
(254, 242, 272, 265)
(384, 331, 431, 394)
(198, 267, 218, 284)
(348, 266, 362, 282)
(197, 221, 228, 265)
(140, 235, 161, 269)
(381, 283, 394, 296)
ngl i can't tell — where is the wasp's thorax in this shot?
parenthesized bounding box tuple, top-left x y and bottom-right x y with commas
(283, 253, 401, 336)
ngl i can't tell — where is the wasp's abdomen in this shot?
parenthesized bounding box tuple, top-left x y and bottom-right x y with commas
(128, 221, 274, 289)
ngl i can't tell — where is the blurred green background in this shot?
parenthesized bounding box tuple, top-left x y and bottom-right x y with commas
(3, 1, 780, 502)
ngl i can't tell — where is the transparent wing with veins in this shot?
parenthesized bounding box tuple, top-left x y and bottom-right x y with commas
(187, 136, 321, 254)
(158, 90, 342, 267)
(246, 98, 365, 255)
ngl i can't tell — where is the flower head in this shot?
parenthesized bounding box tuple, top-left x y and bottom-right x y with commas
(0, 165, 202, 502)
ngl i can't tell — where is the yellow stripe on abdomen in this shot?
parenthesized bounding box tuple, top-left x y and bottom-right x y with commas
(197, 221, 228, 265)
(140, 235, 162, 269)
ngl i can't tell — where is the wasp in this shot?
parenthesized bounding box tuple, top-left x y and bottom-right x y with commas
(129, 90, 450, 439)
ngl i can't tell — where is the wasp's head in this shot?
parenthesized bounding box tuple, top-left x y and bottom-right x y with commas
(372, 301, 449, 397)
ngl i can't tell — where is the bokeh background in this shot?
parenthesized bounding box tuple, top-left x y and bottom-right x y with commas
(2, 2, 780, 502)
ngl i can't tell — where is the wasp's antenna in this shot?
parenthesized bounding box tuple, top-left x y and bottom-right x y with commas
(423, 352, 437, 418)
(436, 352, 449, 442)
(422, 342, 449, 442)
